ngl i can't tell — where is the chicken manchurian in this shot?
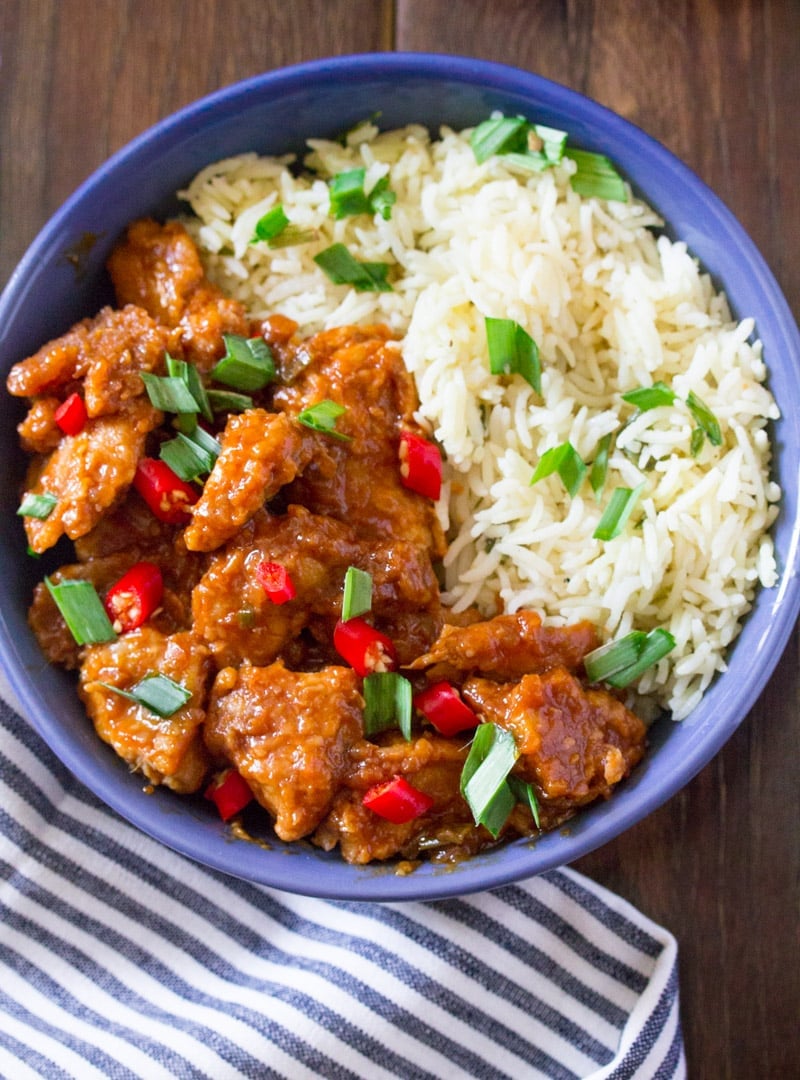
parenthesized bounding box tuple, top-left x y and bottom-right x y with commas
(8, 218, 647, 866)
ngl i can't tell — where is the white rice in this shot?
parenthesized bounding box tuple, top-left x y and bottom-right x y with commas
(178, 121, 781, 721)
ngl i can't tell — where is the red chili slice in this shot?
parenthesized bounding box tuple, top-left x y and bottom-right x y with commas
(133, 458, 199, 524)
(54, 392, 88, 436)
(399, 431, 442, 501)
(204, 768, 254, 822)
(333, 617, 397, 677)
(256, 561, 297, 604)
(413, 680, 479, 737)
(362, 775, 434, 824)
(104, 561, 164, 633)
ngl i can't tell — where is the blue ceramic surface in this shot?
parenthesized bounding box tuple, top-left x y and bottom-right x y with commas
(1, 54, 798, 900)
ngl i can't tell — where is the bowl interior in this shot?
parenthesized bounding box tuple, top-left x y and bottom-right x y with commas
(2, 53, 799, 900)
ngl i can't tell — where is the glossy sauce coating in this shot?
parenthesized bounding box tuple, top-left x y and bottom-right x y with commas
(9, 218, 647, 866)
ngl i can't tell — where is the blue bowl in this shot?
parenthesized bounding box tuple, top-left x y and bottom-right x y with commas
(2, 54, 799, 901)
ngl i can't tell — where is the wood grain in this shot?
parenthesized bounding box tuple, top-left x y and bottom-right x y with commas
(2, 2, 798, 1076)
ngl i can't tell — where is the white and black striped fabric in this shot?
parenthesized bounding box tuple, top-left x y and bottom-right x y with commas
(0, 692, 686, 1079)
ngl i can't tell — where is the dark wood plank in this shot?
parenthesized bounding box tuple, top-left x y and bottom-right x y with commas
(0, 0, 392, 284)
(395, 3, 799, 1077)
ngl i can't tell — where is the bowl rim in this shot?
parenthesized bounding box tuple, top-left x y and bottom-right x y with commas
(2, 51, 799, 901)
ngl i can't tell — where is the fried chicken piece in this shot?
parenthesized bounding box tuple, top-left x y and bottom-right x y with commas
(183, 410, 313, 552)
(272, 324, 445, 559)
(107, 218, 249, 370)
(462, 667, 647, 810)
(205, 661, 364, 842)
(21, 397, 163, 553)
(408, 610, 600, 683)
(7, 304, 168, 421)
(79, 627, 211, 793)
(312, 733, 471, 864)
(192, 505, 441, 667)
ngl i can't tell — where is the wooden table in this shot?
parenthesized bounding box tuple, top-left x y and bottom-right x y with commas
(2, 2, 797, 1076)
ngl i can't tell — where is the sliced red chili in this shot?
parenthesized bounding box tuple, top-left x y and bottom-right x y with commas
(256, 561, 297, 604)
(54, 392, 88, 436)
(204, 768, 254, 821)
(333, 617, 397, 677)
(363, 775, 434, 824)
(133, 457, 199, 524)
(399, 431, 442, 501)
(413, 680, 480, 737)
(104, 561, 164, 633)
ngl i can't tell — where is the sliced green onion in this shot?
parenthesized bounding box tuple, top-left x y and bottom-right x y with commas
(329, 168, 370, 218)
(160, 427, 221, 482)
(167, 355, 213, 423)
(584, 630, 648, 683)
(621, 382, 677, 412)
(485, 316, 541, 393)
(314, 243, 393, 293)
(460, 723, 519, 838)
(363, 672, 413, 740)
(206, 389, 254, 413)
(212, 335, 276, 392)
(531, 124, 568, 164)
(342, 566, 373, 621)
(593, 482, 645, 541)
(690, 427, 706, 457)
(565, 148, 628, 202)
(252, 204, 290, 244)
(296, 399, 352, 441)
(470, 116, 528, 163)
(530, 441, 586, 498)
(99, 673, 192, 718)
(140, 372, 200, 414)
(507, 774, 541, 829)
(17, 491, 58, 520)
(686, 391, 722, 447)
(590, 432, 613, 501)
(501, 152, 552, 174)
(45, 577, 117, 646)
(585, 628, 676, 688)
(367, 177, 397, 220)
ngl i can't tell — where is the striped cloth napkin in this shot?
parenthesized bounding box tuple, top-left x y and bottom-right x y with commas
(0, 685, 686, 1079)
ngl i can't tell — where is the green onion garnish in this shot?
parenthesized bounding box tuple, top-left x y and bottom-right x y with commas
(140, 372, 200, 414)
(17, 491, 58, 520)
(621, 382, 677, 412)
(593, 482, 645, 541)
(470, 116, 528, 163)
(460, 723, 519, 838)
(507, 774, 541, 829)
(342, 566, 373, 621)
(584, 627, 676, 688)
(167, 355, 213, 424)
(296, 399, 351, 441)
(160, 427, 221, 482)
(590, 433, 613, 501)
(252, 204, 290, 243)
(328, 169, 395, 221)
(45, 577, 117, 646)
(565, 148, 628, 202)
(314, 243, 393, 293)
(502, 125, 568, 173)
(99, 673, 192, 718)
(690, 427, 706, 457)
(686, 391, 722, 447)
(212, 335, 276, 392)
(251, 205, 315, 248)
(485, 316, 541, 393)
(530, 441, 586, 498)
(206, 389, 254, 413)
(363, 672, 413, 740)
